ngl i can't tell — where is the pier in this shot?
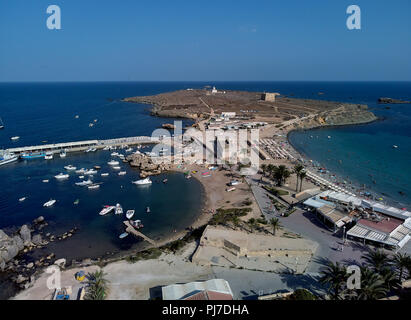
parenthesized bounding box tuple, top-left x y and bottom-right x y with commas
(123, 221, 157, 245)
(3, 135, 172, 155)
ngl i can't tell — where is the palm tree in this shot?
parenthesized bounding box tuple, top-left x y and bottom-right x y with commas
(85, 270, 109, 300)
(391, 252, 411, 282)
(261, 164, 267, 177)
(319, 261, 348, 300)
(362, 249, 390, 274)
(231, 215, 241, 229)
(269, 218, 281, 235)
(356, 267, 388, 300)
(273, 165, 291, 187)
(379, 267, 398, 291)
(299, 171, 307, 192)
(293, 164, 304, 192)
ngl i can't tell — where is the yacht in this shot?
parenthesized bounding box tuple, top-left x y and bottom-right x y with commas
(60, 150, 67, 158)
(0, 152, 18, 166)
(132, 177, 152, 185)
(43, 199, 56, 207)
(88, 184, 100, 190)
(99, 205, 115, 216)
(84, 169, 97, 175)
(64, 165, 77, 171)
(55, 173, 69, 180)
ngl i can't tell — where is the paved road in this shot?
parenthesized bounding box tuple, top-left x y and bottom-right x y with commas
(210, 267, 323, 300)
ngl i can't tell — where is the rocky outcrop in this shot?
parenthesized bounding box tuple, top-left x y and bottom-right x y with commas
(19, 225, 31, 245)
(127, 153, 171, 177)
(162, 123, 176, 130)
(378, 97, 411, 104)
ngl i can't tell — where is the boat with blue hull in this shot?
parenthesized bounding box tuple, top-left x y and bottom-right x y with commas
(20, 151, 46, 160)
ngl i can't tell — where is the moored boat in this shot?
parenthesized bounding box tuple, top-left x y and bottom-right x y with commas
(126, 210, 135, 219)
(88, 184, 100, 190)
(132, 177, 152, 185)
(60, 150, 67, 158)
(44, 152, 53, 160)
(64, 165, 77, 171)
(21, 152, 46, 160)
(0, 152, 18, 166)
(107, 160, 119, 166)
(101, 173, 109, 177)
(130, 219, 144, 229)
(115, 203, 123, 215)
(75, 179, 93, 186)
(119, 232, 129, 239)
(118, 171, 126, 176)
(55, 173, 69, 180)
(99, 205, 115, 216)
(43, 199, 56, 207)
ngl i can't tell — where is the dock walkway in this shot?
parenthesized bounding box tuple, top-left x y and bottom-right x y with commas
(123, 221, 156, 245)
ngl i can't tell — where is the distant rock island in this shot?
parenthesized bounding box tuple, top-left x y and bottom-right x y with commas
(378, 97, 411, 104)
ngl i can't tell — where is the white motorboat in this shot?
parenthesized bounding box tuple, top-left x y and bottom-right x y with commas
(125, 148, 133, 152)
(103, 146, 110, 151)
(130, 219, 144, 229)
(107, 160, 119, 166)
(64, 165, 77, 171)
(111, 152, 119, 157)
(43, 199, 56, 207)
(0, 152, 18, 166)
(99, 205, 115, 216)
(10, 136, 20, 141)
(101, 173, 109, 177)
(112, 166, 121, 170)
(132, 177, 152, 185)
(88, 184, 100, 190)
(118, 171, 126, 176)
(60, 150, 67, 158)
(126, 210, 135, 219)
(42, 179, 49, 183)
(19, 197, 26, 202)
(44, 152, 53, 160)
(55, 173, 69, 180)
(79, 175, 85, 179)
(146, 206, 151, 213)
(84, 169, 97, 175)
(75, 179, 93, 186)
(115, 203, 123, 215)
(85, 147, 97, 152)
(75, 168, 86, 174)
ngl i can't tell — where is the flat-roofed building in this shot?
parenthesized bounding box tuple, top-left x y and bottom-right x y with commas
(162, 279, 233, 300)
(261, 92, 280, 102)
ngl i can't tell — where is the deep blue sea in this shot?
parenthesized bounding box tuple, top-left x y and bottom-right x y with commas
(0, 81, 410, 261)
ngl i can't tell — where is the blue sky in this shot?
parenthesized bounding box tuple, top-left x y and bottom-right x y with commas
(0, 0, 410, 81)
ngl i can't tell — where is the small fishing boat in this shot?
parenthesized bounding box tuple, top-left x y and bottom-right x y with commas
(60, 150, 67, 158)
(146, 207, 150, 213)
(101, 173, 109, 177)
(115, 203, 123, 215)
(126, 210, 135, 219)
(43, 199, 56, 207)
(107, 160, 119, 166)
(44, 152, 53, 160)
(79, 175, 85, 179)
(55, 173, 69, 180)
(19, 197, 26, 202)
(103, 146, 110, 151)
(75, 115, 79, 119)
(10, 136, 20, 141)
(125, 148, 133, 152)
(131, 219, 144, 229)
(75, 168, 86, 174)
(99, 205, 115, 216)
(42, 179, 49, 183)
(73, 199, 80, 205)
(162, 179, 168, 183)
(88, 184, 100, 190)
(111, 152, 119, 157)
(112, 166, 121, 170)
(94, 165, 101, 170)
(88, 123, 94, 127)
(118, 171, 126, 176)
(64, 165, 77, 171)
(393, 145, 398, 149)
(132, 177, 152, 185)
(119, 232, 129, 239)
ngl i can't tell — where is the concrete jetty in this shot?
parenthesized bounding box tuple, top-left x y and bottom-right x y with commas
(123, 221, 156, 245)
(3, 135, 172, 155)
